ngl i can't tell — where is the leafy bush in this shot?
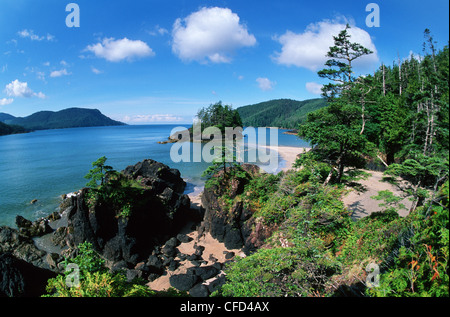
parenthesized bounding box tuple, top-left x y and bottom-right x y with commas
(367, 182, 449, 297)
(218, 246, 339, 297)
(44, 242, 185, 297)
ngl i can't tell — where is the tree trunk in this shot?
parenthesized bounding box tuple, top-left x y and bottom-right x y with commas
(323, 151, 345, 186)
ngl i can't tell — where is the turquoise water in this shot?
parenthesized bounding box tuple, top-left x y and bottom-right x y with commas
(0, 125, 309, 227)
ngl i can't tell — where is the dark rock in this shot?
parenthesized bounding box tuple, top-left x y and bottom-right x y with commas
(212, 262, 222, 270)
(148, 273, 160, 282)
(51, 227, 69, 248)
(176, 233, 193, 243)
(194, 244, 205, 256)
(189, 265, 219, 281)
(187, 254, 200, 261)
(169, 272, 198, 292)
(110, 260, 128, 274)
(15, 216, 52, 238)
(125, 269, 142, 282)
(189, 283, 209, 297)
(200, 164, 275, 254)
(206, 274, 226, 294)
(63, 159, 192, 265)
(122, 159, 186, 194)
(146, 255, 164, 275)
(15, 216, 32, 229)
(225, 252, 235, 260)
(0, 252, 56, 297)
(167, 259, 179, 271)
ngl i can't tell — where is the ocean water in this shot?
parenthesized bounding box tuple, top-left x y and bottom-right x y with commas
(0, 125, 309, 227)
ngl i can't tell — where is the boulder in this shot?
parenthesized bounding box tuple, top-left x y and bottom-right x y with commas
(169, 272, 198, 292)
(189, 283, 209, 297)
(15, 216, 52, 238)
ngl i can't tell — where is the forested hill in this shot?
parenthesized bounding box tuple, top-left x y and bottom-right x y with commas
(237, 98, 328, 129)
(0, 121, 28, 136)
(1, 108, 125, 131)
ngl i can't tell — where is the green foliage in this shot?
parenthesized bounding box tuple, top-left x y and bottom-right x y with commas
(84, 156, 114, 188)
(367, 182, 449, 297)
(196, 101, 242, 134)
(371, 190, 407, 212)
(68, 242, 105, 276)
(237, 98, 328, 129)
(83, 157, 146, 218)
(44, 241, 186, 297)
(202, 146, 243, 181)
(218, 246, 339, 297)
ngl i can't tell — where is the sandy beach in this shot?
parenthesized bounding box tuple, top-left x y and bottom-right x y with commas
(264, 145, 311, 172)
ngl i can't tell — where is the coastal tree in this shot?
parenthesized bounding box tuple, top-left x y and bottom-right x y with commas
(84, 156, 114, 188)
(196, 102, 243, 134)
(298, 24, 374, 184)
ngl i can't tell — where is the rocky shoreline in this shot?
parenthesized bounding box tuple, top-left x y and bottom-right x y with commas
(0, 159, 269, 297)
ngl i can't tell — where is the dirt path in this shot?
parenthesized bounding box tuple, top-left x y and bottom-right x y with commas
(342, 170, 412, 219)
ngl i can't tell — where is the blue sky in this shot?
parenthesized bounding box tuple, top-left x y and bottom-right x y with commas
(0, 0, 448, 123)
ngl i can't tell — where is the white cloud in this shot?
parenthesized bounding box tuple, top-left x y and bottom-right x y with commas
(34, 92, 46, 99)
(18, 29, 55, 41)
(172, 7, 257, 63)
(85, 37, 155, 62)
(256, 77, 275, 91)
(50, 69, 71, 78)
(273, 19, 379, 71)
(122, 114, 184, 124)
(4, 79, 45, 99)
(91, 67, 103, 74)
(306, 82, 324, 95)
(0, 98, 13, 106)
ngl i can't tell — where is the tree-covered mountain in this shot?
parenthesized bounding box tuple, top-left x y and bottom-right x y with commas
(1, 108, 125, 131)
(0, 113, 16, 122)
(236, 98, 328, 129)
(0, 121, 28, 136)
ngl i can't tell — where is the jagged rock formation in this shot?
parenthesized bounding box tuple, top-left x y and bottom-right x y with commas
(199, 164, 275, 254)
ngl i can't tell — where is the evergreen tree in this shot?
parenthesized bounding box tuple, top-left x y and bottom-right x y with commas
(299, 24, 374, 184)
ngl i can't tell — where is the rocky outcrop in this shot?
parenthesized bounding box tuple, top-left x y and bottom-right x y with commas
(200, 164, 275, 254)
(62, 159, 193, 266)
(0, 252, 56, 297)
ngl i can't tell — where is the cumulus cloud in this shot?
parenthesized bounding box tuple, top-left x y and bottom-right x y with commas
(50, 69, 71, 78)
(85, 37, 155, 62)
(256, 77, 276, 91)
(306, 82, 324, 95)
(0, 98, 13, 106)
(122, 114, 184, 124)
(18, 29, 55, 41)
(273, 19, 379, 71)
(4, 79, 45, 99)
(172, 7, 257, 63)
